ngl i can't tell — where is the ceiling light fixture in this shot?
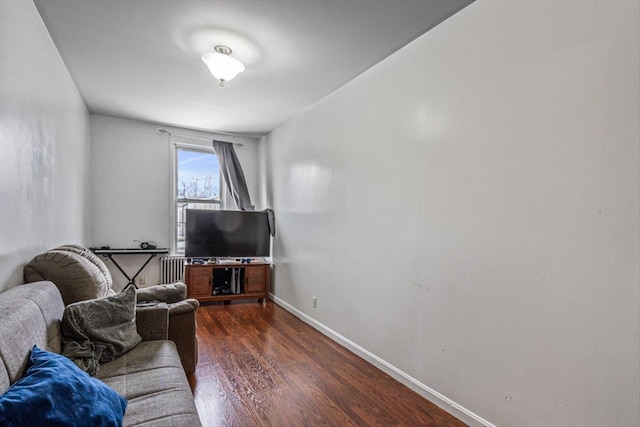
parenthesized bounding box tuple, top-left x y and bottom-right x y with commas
(201, 45, 245, 87)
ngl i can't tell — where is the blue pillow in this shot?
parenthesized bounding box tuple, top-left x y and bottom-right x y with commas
(0, 345, 127, 427)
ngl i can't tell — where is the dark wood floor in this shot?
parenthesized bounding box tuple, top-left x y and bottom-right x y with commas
(187, 300, 466, 427)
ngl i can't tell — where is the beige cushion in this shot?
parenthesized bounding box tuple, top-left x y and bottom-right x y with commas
(56, 244, 114, 292)
(23, 250, 111, 305)
(96, 340, 201, 427)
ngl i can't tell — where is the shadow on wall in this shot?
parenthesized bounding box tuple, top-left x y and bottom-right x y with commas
(0, 247, 50, 292)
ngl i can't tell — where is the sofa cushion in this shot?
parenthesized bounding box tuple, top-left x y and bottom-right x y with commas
(0, 346, 127, 427)
(23, 250, 112, 304)
(97, 340, 201, 427)
(0, 282, 64, 395)
(62, 285, 142, 375)
(56, 244, 115, 295)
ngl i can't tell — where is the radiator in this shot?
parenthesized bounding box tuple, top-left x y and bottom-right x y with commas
(159, 256, 186, 284)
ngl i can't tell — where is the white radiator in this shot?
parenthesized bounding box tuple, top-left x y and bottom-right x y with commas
(159, 256, 186, 283)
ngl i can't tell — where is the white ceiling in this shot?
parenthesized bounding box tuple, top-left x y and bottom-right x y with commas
(34, 0, 473, 137)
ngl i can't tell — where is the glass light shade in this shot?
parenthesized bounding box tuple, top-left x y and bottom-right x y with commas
(202, 52, 245, 83)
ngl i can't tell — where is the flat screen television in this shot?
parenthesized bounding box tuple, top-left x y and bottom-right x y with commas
(185, 209, 270, 258)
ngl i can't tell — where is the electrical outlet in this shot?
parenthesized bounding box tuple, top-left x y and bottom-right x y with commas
(312, 296, 317, 308)
(136, 276, 146, 287)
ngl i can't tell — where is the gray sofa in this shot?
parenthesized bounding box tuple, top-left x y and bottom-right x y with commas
(23, 245, 199, 374)
(0, 281, 201, 426)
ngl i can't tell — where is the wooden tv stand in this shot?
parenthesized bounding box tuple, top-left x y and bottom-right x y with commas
(184, 260, 270, 303)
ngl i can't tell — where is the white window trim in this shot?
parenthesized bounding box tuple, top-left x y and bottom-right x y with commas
(170, 139, 226, 255)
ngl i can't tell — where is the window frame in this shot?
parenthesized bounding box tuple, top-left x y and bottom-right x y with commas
(170, 140, 225, 255)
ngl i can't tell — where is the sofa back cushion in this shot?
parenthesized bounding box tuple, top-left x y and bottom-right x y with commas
(23, 250, 112, 305)
(0, 281, 65, 395)
(55, 244, 114, 293)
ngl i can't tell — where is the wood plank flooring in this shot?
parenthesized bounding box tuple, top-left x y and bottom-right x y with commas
(187, 300, 466, 427)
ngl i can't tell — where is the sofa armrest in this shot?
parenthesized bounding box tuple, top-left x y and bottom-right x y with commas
(136, 282, 187, 304)
(166, 299, 199, 374)
(167, 298, 200, 315)
(135, 303, 169, 341)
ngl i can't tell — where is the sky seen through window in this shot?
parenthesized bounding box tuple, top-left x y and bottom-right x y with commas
(177, 149, 220, 199)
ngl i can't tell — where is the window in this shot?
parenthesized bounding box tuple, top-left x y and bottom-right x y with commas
(173, 145, 223, 254)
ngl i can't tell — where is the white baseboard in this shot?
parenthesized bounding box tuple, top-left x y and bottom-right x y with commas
(270, 293, 495, 427)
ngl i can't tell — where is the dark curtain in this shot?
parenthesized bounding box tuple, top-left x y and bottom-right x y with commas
(212, 140, 254, 211)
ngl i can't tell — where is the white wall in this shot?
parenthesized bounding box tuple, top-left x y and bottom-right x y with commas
(0, 0, 90, 292)
(90, 114, 260, 290)
(262, 1, 639, 426)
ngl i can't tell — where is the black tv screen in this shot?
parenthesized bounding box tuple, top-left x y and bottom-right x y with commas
(185, 209, 270, 258)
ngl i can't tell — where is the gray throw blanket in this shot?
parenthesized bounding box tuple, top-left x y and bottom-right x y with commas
(61, 285, 142, 375)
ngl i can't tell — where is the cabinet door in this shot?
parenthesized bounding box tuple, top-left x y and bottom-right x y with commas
(189, 267, 212, 298)
(244, 266, 265, 294)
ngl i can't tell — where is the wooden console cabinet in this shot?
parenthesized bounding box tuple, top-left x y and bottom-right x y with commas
(184, 261, 270, 303)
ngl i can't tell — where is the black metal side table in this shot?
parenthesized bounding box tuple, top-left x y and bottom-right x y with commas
(91, 248, 169, 287)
